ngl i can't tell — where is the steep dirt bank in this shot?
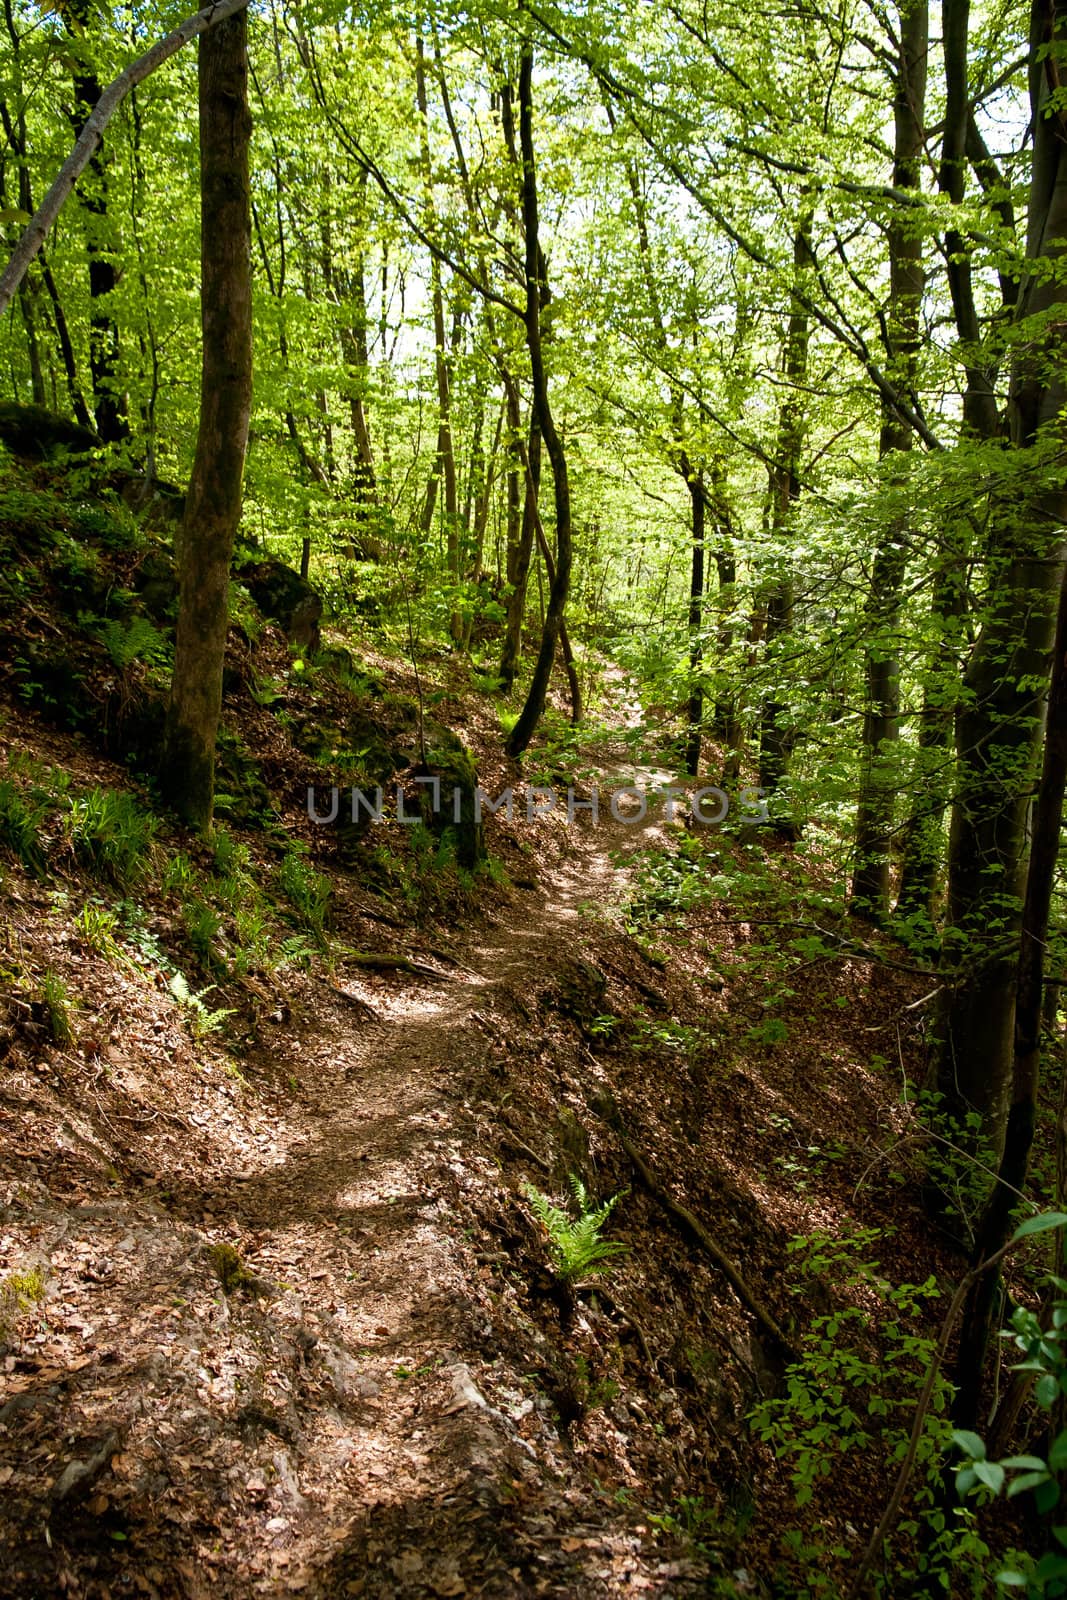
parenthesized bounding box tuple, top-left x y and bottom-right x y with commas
(0, 698, 744, 1599)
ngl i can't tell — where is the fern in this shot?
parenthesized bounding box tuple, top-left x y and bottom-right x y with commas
(100, 616, 169, 671)
(523, 1174, 629, 1281)
(168, 971, 233, 1040)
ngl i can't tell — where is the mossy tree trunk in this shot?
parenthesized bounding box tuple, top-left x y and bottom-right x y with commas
(161, 8, 252, 830)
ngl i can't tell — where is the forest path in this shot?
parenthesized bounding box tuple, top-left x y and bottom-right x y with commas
(203, 694, 699, 1596)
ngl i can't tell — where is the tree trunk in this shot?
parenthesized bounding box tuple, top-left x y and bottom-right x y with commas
(710, 491, 741, 760)
(414, 36, 461, 643)
(498, 378, 534, 692)
(850, 0, 927, 919)
(161, 8, 252, 831)
(936, 0, 1067, 1157)
(895, 0, 1011, 928)
(505, 45, 573, 761)
(951, 537, 1067, 1429)
(758, 207, 812, 833)
(62, 0, 128, 443)
(685, 476, 706, 776)
(894, 552, 967, 928)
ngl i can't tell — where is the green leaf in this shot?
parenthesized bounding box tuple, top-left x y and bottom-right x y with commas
(994, 1572, 1027, 1588)
(1036, 1477, 1062, 1515)
(973, 1460, 1005, 1494)
(1006, 1471, 1050, 1497)
(1038, 1374, 1060, 1409)
(1010, 1212, 1067, 1243)
(951, 1430, 986, 1461)
(1050, 1430, 1067, 1472)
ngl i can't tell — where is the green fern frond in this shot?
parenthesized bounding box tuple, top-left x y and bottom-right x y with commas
(522, 1176, 629, 1281)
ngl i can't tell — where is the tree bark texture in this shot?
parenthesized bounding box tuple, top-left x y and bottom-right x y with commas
(161, 8, 253, 830)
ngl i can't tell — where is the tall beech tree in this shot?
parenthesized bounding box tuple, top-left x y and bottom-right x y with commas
(934, 0, 1067, 1158)
(849, 0, 927, 919)
(161, 5, 252, 829)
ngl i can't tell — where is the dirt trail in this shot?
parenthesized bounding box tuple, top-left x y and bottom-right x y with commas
(0, 680, 726, 1599)
(203, 748, 697, 1595)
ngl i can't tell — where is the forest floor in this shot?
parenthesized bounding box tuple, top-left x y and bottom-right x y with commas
(0, 617, 984, 1598)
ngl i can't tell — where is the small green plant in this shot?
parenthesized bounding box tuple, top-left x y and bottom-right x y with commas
(232, 900, 276, 975)
(624, 839, 715, 930)
(211, 826, 251, 880)
(278, 847, 332, 939)
(278, 933, 316, 970)
(161, 851, 196, 894)
(229, 585, 265, 644)
(649, 1493, 721, 1551)
(182, 896, 223, 965)
(0, 1264, 46, 1342)
(913, 1088, 996, 1248)
(74, 899, 124, 961)
(0, 778, 47, 876)
(168, 971, 233, 1040)
(631, 1013, 704, 1053)
(746, 1015, 790, 1046)
(66, 787, 155, 887)
(523, 1174, 629, 1281)
(573, 1351, 619, 1413)
(40, 970, 75, 1044)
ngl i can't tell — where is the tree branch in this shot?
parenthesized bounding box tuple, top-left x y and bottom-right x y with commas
(0, 0, 251, 320)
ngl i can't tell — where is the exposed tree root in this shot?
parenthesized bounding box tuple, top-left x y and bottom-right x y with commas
(591, 1089, 796, 1363)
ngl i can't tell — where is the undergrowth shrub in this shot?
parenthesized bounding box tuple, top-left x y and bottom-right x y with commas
(954, 1253, 1067, 1596)
(750, 1228, 988, 1595)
